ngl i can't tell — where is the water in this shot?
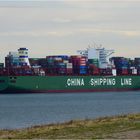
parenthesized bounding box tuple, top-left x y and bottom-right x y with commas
(0, 91, 140, 129)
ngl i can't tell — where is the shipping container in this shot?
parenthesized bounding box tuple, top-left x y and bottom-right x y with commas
(110, 57, 129, 69)
(66, 68, 73, 74)
(99, 68, 112, 75)
(137, 68, 140, 75)
(112, 69, 117, 76)
(128, 68, 137, 75)
(117, 68, 128, 75)
(56, 68, 67, 74)
(66, 63, 73, 68)
(29, 58, 40, 66)
(0, 63, 4, 68)
(56, 63, 66, 68)
(134, 58, 140, 68)
(57, 55, 69, 60)
(88, 59, 99, 67)
(63, 60, 69, 63)
(88, 66, 99, 75)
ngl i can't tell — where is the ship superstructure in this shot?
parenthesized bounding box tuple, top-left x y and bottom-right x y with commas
(18, 48, 30, 66)
(78, 47, 114, 68)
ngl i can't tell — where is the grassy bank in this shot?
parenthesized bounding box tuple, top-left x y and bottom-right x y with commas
(0, 113, 140, 139)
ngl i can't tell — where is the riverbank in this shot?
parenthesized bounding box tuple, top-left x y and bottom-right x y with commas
(0, 113, 140, 139)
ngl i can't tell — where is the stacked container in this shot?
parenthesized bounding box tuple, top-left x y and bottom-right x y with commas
(88, 58, 99, 75)
(100, 68, 112, 75)
(129, 67, 137, 75)
(46, 56, 55, 74)
(0, 63, 4, 69)
(79, 56, 87, 74)
(88, 58, 99, 67)
(57, 55, 69, 60)
(46, 55, 69, 75)
(0, 63, 4, 76)
(137, 68, 140, 75)
(134, 58, 140, 68)
(116, 58, 129, 69)
(117, 68, 128, 75)
(29, 58, 40, 66)
(38, 58, 47, 68)
(66, 63, 73, 74)
(56, 63, 66, 74)
(5, 52, 20, 68)
(110, 57, 129, 75)
(71, 56, 87, 74)
(88, 64, 99, 75)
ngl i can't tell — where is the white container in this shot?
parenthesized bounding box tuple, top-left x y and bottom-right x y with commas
(63, 60, 69, 63)
(66, 63, 73, 68)
(54, 58, 62, 61)
(132, 69, 137, 75)
(39, 70, 45, 76)
(112, 69, 117, 76)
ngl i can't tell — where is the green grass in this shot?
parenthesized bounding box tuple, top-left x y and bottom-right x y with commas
(0, 113, 140, 139)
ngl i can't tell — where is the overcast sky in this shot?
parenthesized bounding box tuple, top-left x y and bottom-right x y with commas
(0, 0, 140, 62)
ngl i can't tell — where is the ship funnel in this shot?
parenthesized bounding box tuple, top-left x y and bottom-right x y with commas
(18, 48, 30, 66)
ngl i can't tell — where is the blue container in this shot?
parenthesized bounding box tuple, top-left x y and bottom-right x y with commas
(57, 55, 69, 60)
(79, 67, 87, 74)
(56, 63, 66, 68)
(80, 71, 87, 74)
(25, 70, 32, 74)
(115, 59, 129, 69)
(12, 62, 20, 66)
(79, 65, 87, 69)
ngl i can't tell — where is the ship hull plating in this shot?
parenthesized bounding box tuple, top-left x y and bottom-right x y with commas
(0, 75, 140, 93)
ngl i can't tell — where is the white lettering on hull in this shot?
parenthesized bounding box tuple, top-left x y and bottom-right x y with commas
(121, 78, 132, 86)
(67, 78, 85, 86)
(66, 78, 132, 87)
(90, 78, 116, 86)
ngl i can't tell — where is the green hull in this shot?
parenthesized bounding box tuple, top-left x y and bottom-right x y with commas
(0, 75, 140, 93)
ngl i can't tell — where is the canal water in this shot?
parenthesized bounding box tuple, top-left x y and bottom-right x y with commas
(0, 91, 140, 129)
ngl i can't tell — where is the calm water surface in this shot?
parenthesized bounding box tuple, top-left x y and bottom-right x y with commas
(0, 91, 140, 129)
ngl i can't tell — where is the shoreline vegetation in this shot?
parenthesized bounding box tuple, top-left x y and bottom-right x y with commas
(0, 113, 140, 139)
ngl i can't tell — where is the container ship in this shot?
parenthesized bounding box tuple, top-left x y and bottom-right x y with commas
(0, 47, 140, 93)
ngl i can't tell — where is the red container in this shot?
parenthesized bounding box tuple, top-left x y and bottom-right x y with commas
(121, 69, 128, 75)
(117, 68, 128, 75)
(89, 64, 98, 69)
(70, 56, 87, 71)
(80, 64, 86, 66)
(66, 68, 73, 74)
(71, 55, 81, 58)
(80, 61, 86, 64)
(88, 65, 99, 75)
(57, 68, 66, 74)
(89, 69, 99, 75)
(81, 59, 86, 62)
(21, 65, 30, 69)
(93, 69, 100, 75)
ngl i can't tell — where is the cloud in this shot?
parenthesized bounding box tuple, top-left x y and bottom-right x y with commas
(52, 18, 72, 23)
(121, 31, 140, 37)
(0, 30, 73, 37)
(0, 0, 140, 62)
(0, 28, 139, 38)
(46, 31, 73, 37)
(78, 28, 140, 37)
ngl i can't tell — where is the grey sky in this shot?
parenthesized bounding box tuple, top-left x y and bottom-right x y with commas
(0, 0, 140, 62)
